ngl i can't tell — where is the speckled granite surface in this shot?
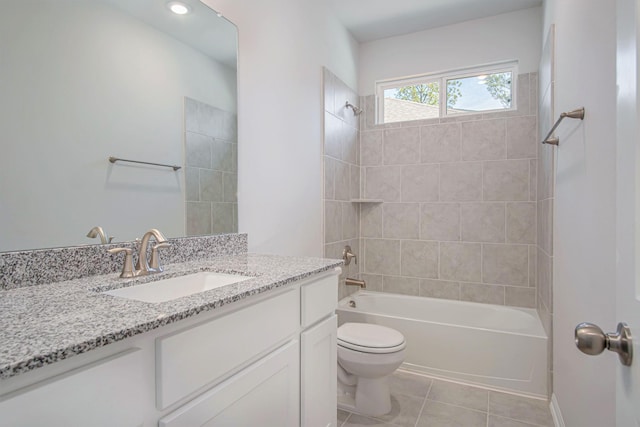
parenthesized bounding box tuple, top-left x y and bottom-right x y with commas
(0, 253, 342, 380)
(0, 233, 248, 290)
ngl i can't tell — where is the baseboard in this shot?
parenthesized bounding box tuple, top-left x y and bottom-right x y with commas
(550, 393, 565, 427)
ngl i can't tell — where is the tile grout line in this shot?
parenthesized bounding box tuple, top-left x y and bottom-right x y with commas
(413, 380, 434, 427)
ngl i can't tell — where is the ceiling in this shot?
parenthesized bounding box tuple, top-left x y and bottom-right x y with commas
(329, 0, 543, 42)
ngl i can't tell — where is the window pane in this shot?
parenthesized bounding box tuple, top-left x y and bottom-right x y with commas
(383, 82, 440, 123)
(446, 72, 512, 115)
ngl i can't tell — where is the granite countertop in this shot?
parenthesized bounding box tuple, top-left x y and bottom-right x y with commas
(0, 253, 343, 380)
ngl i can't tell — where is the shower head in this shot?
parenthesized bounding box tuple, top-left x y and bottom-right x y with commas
(345, 101, 362, 116)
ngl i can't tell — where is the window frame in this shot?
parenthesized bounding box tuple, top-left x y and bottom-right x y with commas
(375, 60, 519, 124)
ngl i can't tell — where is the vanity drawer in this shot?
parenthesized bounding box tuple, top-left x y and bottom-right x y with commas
(301, 271, 338, 328)
(156, 288, 299, 409)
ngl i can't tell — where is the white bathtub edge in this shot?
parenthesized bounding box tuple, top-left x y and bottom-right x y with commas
(550, 393, 566, 427)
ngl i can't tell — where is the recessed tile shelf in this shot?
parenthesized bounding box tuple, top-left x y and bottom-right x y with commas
(350, 199, 383, 203)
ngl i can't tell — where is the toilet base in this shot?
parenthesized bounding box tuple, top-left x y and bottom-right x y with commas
(337, 376, 392, 417)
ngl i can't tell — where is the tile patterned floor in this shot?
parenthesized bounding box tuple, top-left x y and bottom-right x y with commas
(338, 371, 554, 427)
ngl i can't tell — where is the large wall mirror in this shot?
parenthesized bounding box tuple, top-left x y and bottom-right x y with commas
(0, 0, 238, 252)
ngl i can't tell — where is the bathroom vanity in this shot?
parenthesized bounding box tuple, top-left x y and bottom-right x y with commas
(0, 248, 341, 427)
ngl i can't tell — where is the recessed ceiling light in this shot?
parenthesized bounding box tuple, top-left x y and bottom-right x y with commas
(167, 1, 191, 15)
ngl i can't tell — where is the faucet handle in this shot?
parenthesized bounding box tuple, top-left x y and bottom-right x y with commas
(107, 247, 137, 278)
(342, 245, 357, 266)
(149, 242, 170, 273)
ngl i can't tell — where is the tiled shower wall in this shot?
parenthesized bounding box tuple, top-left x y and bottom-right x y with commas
(323, 68, 362, 300)
(184, 97, 238, 236)
(358, 73, 539, 308)
(537, 25, 555, 397)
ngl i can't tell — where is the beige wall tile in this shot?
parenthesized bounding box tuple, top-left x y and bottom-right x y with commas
(185, 132, 212, 168)
(440, 242, 482, 282)
(401, 164, 439, 202)
(223, 172, 237, 203)
(460, 283, 505, 305)
(483, 159, 530, 201)
(211, 203, 234, 234)
(325, 112, 343, 160)
(383, 203, 420, 239)
(506, 116, 537, 159)
(440, 113, 483, 123)
(461, 119, 507, 161)
(364, 239, 401, 275)
(530, 159, 537, 201)
(537, 198, 553, 255)
(529, 245, 537, 287)
(506, 202, 536, 244)
(324, 157, 335, 199)
(200, 169, 224, 202)
(461, 203, 505, 243)
(323, 67, 335, 115)
(420, 279, 460, 299)
(537, 248, 553, 311)
(420, 203, 460, 241)
(383, 275, 420, 296)
(186, 202, 211, 236)
(350, 165, 361, 200)
(505, 286, 536, 308)
(361, 203, 383, 238)
(334, 160, 351, 201)
(420, 123, 461, 163)
(440, 162, 483, 201)
(361, 130, 383, 166)
(211, 140, 234, 172)
(342, 202, 359, 240)
(185, 167, 199, 202)
(364, 166, 402, 201)
(342, 124, 358, 164)
(530, 72, 539, 116)
(401, 240, 439, 279)
(360, 273, 383, 292)
(483, 243, 529, 286)
(516, 73, 531, 116)
(324, 201, 342, 244)
(384, 127, 420, 165)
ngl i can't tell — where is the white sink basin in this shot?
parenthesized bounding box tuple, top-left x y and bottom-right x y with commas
(102, 272, 254, 303)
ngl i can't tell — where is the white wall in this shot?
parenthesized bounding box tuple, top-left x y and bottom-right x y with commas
(202, 0, 359, 256)
(358, 7, 542, 95)
(0, 1, 236, 251)
(543, 1, 617, 426)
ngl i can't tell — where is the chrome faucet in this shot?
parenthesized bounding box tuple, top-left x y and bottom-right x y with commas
(135, 229, 169, 275)
(86, 226, 113, 244)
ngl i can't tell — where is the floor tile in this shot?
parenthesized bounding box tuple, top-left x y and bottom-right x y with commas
(344, 413, 399, 427)
(488, 415, 545, 427)
(427, 380, 489, 412)
(416, 400, 487, 427)
(338, 409, 351, 426)
(489, 392, 553, 427)
(389, 371, 433, 398)
(371, 393, 425, 427)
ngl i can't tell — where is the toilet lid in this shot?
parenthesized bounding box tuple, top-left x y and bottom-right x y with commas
(337, 323, 406, 354)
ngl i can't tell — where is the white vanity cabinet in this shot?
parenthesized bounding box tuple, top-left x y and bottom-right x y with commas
(0, 268, 339, 427)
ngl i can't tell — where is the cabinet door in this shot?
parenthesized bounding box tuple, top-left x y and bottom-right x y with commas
(159, 340, 300, 427)
(301, 315, 337, 427)
(0, 349, 144, 427)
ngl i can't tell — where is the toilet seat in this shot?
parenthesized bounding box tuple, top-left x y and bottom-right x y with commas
(337, 323, 406, 354)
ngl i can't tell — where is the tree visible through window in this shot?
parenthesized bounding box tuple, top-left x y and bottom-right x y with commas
(377, 62, 517, 123)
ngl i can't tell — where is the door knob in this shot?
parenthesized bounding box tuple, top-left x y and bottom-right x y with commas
(575, 322, 633, 366)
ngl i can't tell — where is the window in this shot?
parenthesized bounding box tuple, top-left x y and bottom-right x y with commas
(376, 61, 518, 124)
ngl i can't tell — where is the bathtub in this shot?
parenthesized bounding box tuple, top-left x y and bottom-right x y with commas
(337, 291, 548, 398)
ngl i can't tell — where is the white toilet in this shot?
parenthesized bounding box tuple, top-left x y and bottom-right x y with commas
(336, 322, 406, 416)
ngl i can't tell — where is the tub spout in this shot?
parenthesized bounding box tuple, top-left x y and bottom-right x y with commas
(345, 278, 366, 288)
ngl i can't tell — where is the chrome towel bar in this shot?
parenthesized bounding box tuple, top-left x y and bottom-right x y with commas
(541, 107, 585, 146)
(108, 156, 181, 171)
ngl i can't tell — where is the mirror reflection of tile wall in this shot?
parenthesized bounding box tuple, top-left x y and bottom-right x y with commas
(184, 97, 238, 236)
